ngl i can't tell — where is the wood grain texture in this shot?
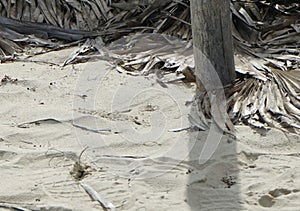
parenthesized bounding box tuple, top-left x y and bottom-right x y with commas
(190, 0, 235, 86)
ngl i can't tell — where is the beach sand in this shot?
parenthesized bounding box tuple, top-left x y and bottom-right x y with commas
(0, 48, 299, 210)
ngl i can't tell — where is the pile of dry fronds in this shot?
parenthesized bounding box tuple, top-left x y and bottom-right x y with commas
(0, 0, 299, 133)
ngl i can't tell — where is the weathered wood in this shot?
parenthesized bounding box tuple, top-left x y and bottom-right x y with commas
(190, 0, 235, 87)
(0, 16, 100, 41)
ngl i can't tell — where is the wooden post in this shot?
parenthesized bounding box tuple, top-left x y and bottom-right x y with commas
(190, 0, 235, 88)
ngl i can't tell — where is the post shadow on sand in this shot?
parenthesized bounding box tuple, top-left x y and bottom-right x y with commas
(186, 102, 242, 210)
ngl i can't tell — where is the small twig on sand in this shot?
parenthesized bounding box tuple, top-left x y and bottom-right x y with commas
(168, 126, 191, 132)
(1, 55, 60, 66)
(80, 182, 116, 211)
(72, 123, 112, 133)
(0, 203, 32, 211)
(70, 147, 91, 180)
(15, 58, 60, 66)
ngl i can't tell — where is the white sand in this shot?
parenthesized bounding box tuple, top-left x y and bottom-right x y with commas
(0, 48, 299, 210)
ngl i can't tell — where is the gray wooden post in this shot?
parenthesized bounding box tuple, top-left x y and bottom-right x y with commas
(190, 0, 235, 88)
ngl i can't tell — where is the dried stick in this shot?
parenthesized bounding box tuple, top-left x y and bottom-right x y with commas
(80, 182, 116, 211)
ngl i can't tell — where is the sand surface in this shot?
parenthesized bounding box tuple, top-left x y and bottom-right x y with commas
(0, 48, 299, 211)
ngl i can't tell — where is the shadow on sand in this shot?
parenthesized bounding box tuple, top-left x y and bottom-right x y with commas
(186, 104, 243, 210)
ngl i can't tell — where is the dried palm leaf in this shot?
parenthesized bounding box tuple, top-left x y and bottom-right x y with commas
(100, 32, 300, 133)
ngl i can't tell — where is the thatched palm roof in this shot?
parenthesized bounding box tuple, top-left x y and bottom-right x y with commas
(0, 0, 299, 133)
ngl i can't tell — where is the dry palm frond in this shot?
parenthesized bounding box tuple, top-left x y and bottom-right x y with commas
(0, 0, 299, 133)
(107, 33, 194, 75)
(220, 1, 299, 133)
(0, 0, 111, 30)
(226, 72, 300, 133)
(38, 31, 300, 134)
